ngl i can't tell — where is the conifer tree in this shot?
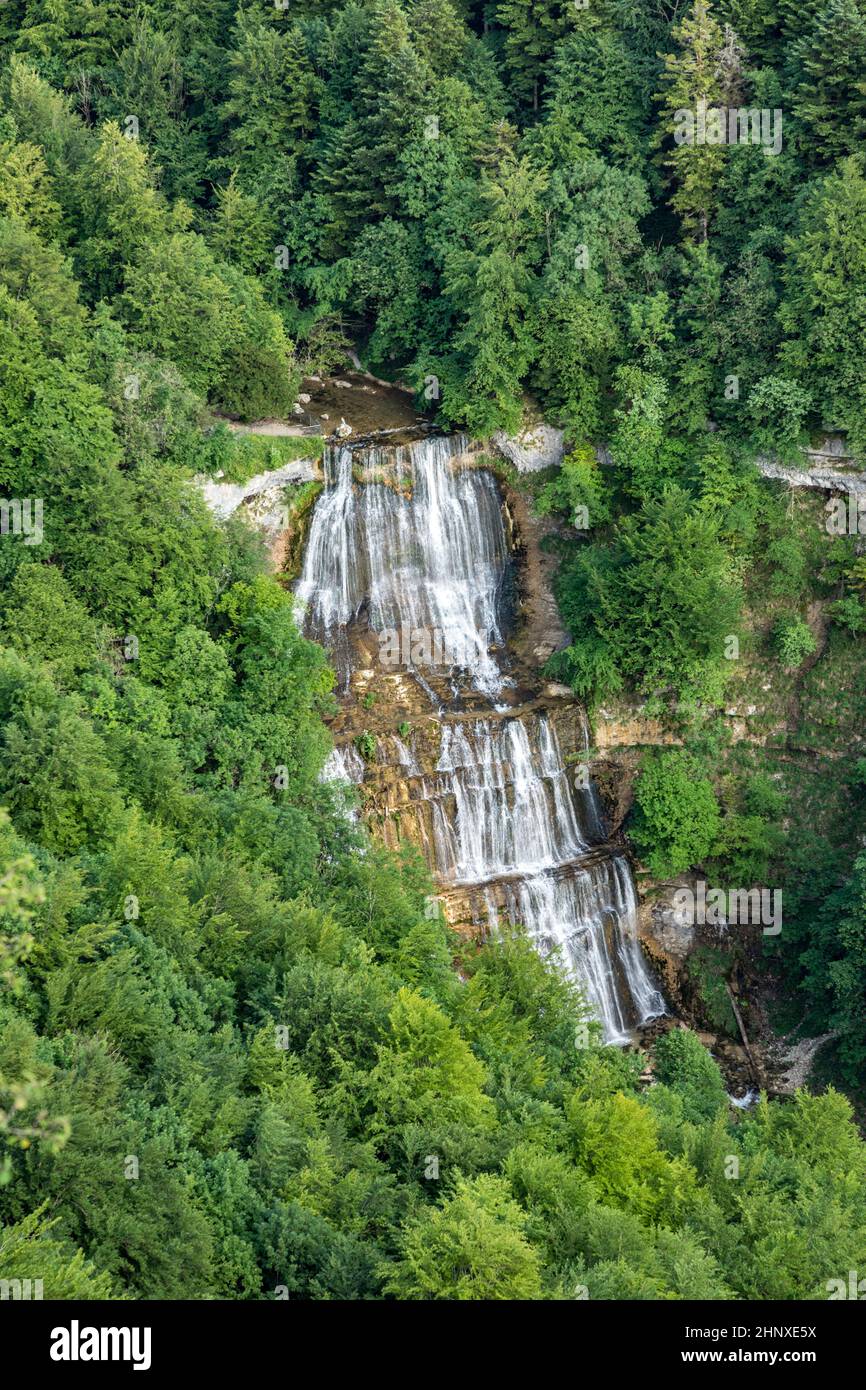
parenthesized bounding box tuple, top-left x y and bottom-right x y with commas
(790, 0, 866, 162)
(442, 132, 546, 432)
(655, 0, 728, 242)
(495, 0, 572, 114)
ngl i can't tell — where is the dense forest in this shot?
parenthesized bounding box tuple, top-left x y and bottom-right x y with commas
(2, 0, 866, 1301)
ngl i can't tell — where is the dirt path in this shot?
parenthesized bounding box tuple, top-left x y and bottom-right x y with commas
(220, 418, 313, 438)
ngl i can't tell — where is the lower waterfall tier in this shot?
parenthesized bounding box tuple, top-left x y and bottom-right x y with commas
(325, 708, 665, 1043)
(454, 854, 665, 1044)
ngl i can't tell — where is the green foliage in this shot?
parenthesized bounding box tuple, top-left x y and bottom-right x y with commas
(383, 1174, 544, 1299)
(440, 140, 547, 434)
(790, 0, 866, 162)
(567, 1089, 700, 1222)
(536, 444, 613, 529)
(789, 850, 866, 1083)
(654, 1027, 728, 1122)
(829, 593, 866, 636)
(705, 771, 786, 884)
(654, 0, 727, 242)
(631, 749, 722, 877)
(552, 487, 741, 707)
(779, 157, 866, 454)
(0, 566, 100, 684)
(120, 232, 296, 419)
(772, 613, 817, 667)
(687, 946, 737, 1035)
(747, 376, 813, 460)
(0, 0, 864, 1307)
(354, 731, 377, 762)
(0, 1206, 116, 1298)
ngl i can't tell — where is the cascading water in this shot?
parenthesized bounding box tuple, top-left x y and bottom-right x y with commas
(296, 434, 508, 696)
(320, 742, 365, 785)
(306, 433, 664, 1043)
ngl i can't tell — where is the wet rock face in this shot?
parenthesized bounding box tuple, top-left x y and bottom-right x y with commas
(497, 478, 571, 673)
(637, 882, 697, 1019)
(297, 371, 430, 439)
(642, 882, 696, 963)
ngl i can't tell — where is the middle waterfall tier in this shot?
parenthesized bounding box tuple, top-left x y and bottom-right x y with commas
(376, 714, 598, 885)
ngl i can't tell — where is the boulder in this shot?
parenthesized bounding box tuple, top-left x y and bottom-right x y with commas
(492, 423, 565, 473)
(195, 458, 320, 541)
(756, 454, 866, 495)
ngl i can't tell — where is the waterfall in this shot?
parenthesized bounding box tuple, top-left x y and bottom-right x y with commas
(320, 743, 365, 785)
(296, 434, 508, 695)
(298, 434, 664, 1042)
(433, 716, 587, 883)
(319, 742, 365, 824)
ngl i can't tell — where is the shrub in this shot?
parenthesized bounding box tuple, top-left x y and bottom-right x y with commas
(630, 749, 721, 877)
(771, 613, 817, 667)
(654, 1026, 728, 1122)
(355, 730, 376, 762)
(747, 376, 812, 460)
(535, 443, 613, 529)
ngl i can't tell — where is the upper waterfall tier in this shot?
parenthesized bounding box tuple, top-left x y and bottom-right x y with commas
(296, 434, 509, 696)
(303, 433, 665, 1043)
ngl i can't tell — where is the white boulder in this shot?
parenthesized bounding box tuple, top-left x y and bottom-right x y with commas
(491, 423, 565, 473)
